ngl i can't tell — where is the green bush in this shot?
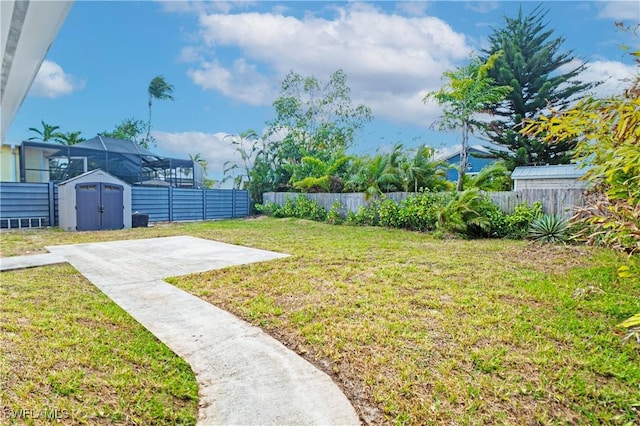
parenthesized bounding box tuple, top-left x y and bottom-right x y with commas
(346, 200, 380, 226)
(254, 201, 280, 216)
(398, 191, 451, 231)
(504, 201, 543, 239)
(256, 195, 326, 221)
(326, 200, 346, 225)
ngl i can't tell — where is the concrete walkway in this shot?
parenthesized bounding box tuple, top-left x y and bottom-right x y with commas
(3, 236, 360, 425)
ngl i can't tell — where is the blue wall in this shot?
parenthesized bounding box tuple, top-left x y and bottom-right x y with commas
(445, 149, 497, 182)
(0, 182, 251, 228)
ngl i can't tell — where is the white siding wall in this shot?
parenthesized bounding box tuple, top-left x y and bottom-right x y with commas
(513, 178, 588, 191)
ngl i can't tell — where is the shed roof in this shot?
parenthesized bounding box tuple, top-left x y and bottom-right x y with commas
(511, 164, 587, 180)
(58, 169, 130, 187)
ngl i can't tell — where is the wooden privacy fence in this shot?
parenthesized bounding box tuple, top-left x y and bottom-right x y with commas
(0, 182, 251, 228)
(263, 189, 586, 218)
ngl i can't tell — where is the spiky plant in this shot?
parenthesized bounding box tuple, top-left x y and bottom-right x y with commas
(529, 214, 568, 243)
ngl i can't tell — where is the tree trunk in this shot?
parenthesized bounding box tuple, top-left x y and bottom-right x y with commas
(146, 97, 153, 147)
(457, 123, 469, 192)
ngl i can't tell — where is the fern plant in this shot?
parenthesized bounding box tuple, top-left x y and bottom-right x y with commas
(529, 214, 568, 243)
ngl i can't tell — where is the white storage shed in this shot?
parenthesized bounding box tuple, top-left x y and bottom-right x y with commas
(511, 165, 589, 191)
(58, 169, 132, 231)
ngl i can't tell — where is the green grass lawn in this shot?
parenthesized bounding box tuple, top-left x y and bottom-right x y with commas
(2, 218, 639, 424)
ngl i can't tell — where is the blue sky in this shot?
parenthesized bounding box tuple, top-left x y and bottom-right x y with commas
(7, 1, 639, 182)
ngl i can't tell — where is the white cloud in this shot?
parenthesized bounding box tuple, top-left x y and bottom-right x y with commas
(30, 60, 84, 98)
(597, 1, 640, 20)
(187, 57, 274, 105)
(184, 3, 471, 126)
(153, 130, 234, 178)
(561, 59, 636, 99)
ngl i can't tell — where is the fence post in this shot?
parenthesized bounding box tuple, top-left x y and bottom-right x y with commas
(48, 182, 56, 227)
(202, 188, 207, 220)
(168, 187, 173, 222)
(231, 189, 236, 218)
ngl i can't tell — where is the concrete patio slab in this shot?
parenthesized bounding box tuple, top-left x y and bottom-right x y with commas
(0, 252, 66, 271)
(41, 236, 360, 426)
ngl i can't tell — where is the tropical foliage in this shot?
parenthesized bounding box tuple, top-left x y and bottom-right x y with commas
(424, 53, 512, 191)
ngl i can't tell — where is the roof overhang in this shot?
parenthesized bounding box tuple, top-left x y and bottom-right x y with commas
(1, 0, 73, 143)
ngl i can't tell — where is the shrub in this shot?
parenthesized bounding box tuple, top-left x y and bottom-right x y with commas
(505, 201, 543, 239)
(529, 214, 569, 243)
(378, 198, 401, 228)
(326, 200, 346, 225)
(292, 195, 327, 221)
(346, 199, 382, 226)
(256, 195, 326, 221)
(399, 191, 450, 231)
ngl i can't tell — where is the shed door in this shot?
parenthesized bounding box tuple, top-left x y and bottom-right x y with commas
(76, 183, 124, 231)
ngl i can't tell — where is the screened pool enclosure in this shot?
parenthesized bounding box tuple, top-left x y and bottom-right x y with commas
(20, 137, 204, 188)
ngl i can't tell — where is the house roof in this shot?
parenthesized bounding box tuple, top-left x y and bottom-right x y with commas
(511, 164, 588, 180)
(440, 146, 495, 162)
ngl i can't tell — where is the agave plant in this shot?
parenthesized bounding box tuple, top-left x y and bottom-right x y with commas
(529, 214, 568, 243)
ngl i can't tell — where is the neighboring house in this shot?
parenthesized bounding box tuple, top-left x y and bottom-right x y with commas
(442, 147, 497, 182)
(511, 164, 589, 191)
(0, 144, 20, 181)
(3, 137, 203, 188)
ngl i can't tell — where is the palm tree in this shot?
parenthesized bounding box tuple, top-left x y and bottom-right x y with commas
(424, 52, 512, 191)
(28, 121, 64, 143)
(189, 153, 208, 176)
(146, 75, 174, 146)
(59, 131, 85, 146)
(400, 145, 449, 192)
(346, 146, 403, 200)
(463, 161, 511, 191)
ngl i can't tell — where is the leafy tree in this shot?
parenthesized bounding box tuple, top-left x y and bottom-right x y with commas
(146, 75, 174, 146)
(59, 131, 85, 146)
(481, 6, 597, 167)
(100, 118, 152, 148)
(424, 53, 512, 191)
(264, 69, 372, 190)
(27, 120, 64, 143)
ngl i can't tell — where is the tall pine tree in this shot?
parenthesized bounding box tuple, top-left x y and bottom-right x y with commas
(481, 6, 597, 168)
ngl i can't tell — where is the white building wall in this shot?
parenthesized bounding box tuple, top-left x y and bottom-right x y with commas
(513, 178, 588, 191)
